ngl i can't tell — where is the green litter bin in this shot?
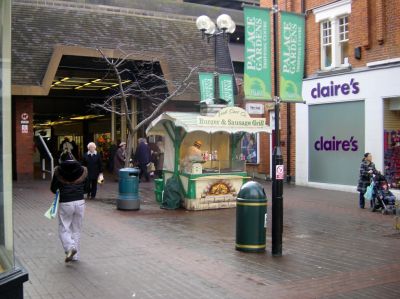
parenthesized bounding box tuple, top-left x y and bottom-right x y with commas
(236, 181, 267, 252)
(154, 178, 164, 204)
(117, 168, 140, 210)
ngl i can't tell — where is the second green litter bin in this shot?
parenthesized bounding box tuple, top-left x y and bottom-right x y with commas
(236, 181, 267, 252)
(154, 178, 164, 204)
(117, 168, 140, 210)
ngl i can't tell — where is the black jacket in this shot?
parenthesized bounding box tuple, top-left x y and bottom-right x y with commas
(83, 152, 103, 180)
(51, 160, 89, 203)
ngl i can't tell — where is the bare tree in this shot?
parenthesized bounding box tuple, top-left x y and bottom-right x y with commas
(93, 47, 201, 167)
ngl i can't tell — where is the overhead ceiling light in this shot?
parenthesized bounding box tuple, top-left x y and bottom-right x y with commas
(54, 81, 62, 85)
(83, 83, 91, 86)
(70, 114, 104, 120)
(101, 87, 110, 91)
(122, 80, 131, 84)
(92, 79, 102, 83)
(61, 77, 70, 81)
(75, 86, 83, 90)
(112, 83, 119, 87)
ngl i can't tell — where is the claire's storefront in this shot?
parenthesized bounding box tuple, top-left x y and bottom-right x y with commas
(296, 63, 400, 194)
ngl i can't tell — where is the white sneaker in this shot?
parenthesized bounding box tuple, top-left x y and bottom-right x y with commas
(65, 248, 77, 263)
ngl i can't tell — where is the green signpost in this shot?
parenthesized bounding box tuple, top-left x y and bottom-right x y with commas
(198, 72, 215, 104)
(243, 7, 272, 100)
(219, 74, 234, 106)
(279, 11, 305, 102)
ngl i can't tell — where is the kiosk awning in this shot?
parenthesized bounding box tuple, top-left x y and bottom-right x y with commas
(146, 107, 272, 135)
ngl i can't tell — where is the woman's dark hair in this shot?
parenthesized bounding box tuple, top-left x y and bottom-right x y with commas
(364, 152, 370, 158)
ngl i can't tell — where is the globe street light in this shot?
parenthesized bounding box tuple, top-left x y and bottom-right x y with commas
(196, 14, 236, 40)
(196, 14, 236, 105)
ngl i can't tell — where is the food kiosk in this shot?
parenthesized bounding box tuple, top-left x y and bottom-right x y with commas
(146, 106, 271, 210)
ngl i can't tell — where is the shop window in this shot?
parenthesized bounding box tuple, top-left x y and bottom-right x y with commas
(238, 133, 260, 164)
(383, 98, 400, 189)
(314, 0, 351, 70)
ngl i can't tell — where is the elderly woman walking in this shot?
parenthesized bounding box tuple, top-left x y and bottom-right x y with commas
(357, 152, 377, 209)
(82, 142, 103, 199)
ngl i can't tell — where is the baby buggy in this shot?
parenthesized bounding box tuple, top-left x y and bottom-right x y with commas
(370, 173, 397, 214)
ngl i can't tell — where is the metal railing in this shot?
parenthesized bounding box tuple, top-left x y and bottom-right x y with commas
(37, 135, 54, 179)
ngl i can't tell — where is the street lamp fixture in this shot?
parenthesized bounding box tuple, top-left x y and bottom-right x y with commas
(196, 14, 236, 40)
(196, 14, 236, 106)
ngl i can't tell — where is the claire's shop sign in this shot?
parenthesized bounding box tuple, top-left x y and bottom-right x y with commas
(314, 136, 359, 152)
(311, 78, 360, 99)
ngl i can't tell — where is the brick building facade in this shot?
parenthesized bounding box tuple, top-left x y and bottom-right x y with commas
(259, 0, 400, 189)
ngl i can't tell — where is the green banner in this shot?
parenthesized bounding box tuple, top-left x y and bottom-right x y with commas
(219, 74, 234, 106)
(244, 7, 272, 101)
(279, 11, 305, 102)
(199, 72, 214, 104)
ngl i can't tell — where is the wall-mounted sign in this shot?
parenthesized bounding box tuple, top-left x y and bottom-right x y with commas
(245, 103, 265, 115)
(311, 78, 360, 99)
(20, 112, 29, 134)
(197, 107, 266, 129)
(21, 125, 28, 134)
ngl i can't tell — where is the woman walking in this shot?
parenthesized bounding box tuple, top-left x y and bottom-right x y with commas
(357, 152, 377, 209)
(51, 153, 89, 262)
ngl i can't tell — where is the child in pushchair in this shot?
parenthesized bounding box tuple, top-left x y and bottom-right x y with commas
(371, 173, 397, 214)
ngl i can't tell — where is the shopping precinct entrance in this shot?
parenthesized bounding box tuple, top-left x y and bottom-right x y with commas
(13, 49, 171, 180)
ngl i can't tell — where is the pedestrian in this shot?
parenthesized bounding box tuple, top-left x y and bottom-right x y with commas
(148, 141, 161, 178)
(134, 138, 151, 182)
(357, 152, 377, 209)
(114, 142, 126, 181)
(156, 140, 164, 178)
(50, 152, 89, 263)
(82, 142, 103, 199)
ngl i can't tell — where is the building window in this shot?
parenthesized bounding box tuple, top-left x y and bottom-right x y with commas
(339, 16, 349, 65)
(319, 15, 349, 69)
(314, 0, 352, 70)
(321, 20, 332, 68)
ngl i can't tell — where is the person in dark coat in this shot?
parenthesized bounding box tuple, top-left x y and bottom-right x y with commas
(134, 138, 151, 182)
(113, 142, 126, 181)
(51, 152, 89, 263)
(82, 142, 103, 199)
(357, 152, 377, 209)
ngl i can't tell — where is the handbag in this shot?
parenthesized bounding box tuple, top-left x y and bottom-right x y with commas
(44, 190, 60, 220)
(97, 173, 104, 184)
(364, 181, 374, 201)
(147, 162, 156, 173)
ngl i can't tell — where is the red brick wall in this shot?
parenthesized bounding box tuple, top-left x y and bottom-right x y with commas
(274, 0, 400, 74)
(14, 97, 34, 180)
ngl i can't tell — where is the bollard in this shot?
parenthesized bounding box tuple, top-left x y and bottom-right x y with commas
(236, 181, 267, 252)
(117, 168, 140, 210)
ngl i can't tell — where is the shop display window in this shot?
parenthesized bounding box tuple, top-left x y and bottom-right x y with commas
(180, 132, 246, 174)
(384, 130, 400, 189)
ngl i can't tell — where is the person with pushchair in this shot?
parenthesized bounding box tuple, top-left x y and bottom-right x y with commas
(357, 152, 378, 209)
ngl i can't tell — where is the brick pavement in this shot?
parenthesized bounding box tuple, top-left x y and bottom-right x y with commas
(13, 176, 400, 299)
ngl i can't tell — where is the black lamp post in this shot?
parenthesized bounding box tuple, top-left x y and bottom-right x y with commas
(271, 0, 283, 257)
(196, 14, 236, 104)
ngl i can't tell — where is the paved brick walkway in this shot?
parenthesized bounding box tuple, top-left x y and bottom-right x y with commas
(13, 176, 400, 299)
